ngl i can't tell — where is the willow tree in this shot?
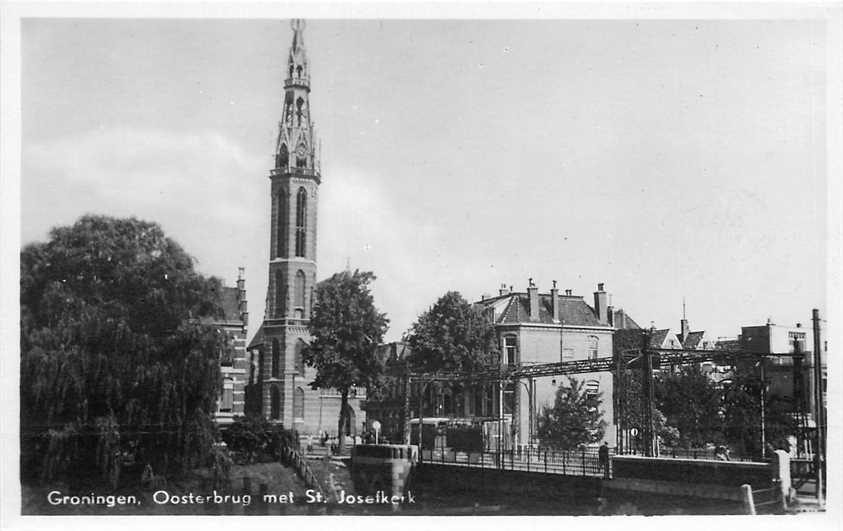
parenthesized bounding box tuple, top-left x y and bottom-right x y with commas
(304, 270, 388, 453)
(20, 215, 226, 487)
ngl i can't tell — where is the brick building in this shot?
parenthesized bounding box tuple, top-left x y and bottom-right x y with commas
(245, 20, 365, 436)
(205, 268, 249, 425)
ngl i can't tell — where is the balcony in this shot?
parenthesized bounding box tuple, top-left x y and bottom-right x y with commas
(285, 76, 310, 87)
(270, 167, 319, 178)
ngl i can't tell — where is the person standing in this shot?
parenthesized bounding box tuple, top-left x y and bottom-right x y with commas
(598, 442, 610, 479)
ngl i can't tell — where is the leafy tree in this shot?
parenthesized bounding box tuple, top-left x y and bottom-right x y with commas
(655, 366, 723, 447)
(404, 291, 497, 373)
(720, 368, 796, 459)
(536, 377, 606, 450)
(617, 369, 680, 451)
(20, 215, 226, 487)
(402, 291, 498, 419)
(304, 270, 389, 453)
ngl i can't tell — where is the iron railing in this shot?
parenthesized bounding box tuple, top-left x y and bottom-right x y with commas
(420, 446, 612, 478)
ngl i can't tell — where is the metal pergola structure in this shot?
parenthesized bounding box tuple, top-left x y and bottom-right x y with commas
(400, 330, 824, 488)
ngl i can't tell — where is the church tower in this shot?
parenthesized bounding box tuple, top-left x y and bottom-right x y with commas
(258, 19, 320, 428)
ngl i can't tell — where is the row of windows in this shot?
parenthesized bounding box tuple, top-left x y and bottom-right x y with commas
(268, 338, 306, 378)
(274, 270, 307, 319)
(275, 187, 308, 258)
(503, 334, 600, 363)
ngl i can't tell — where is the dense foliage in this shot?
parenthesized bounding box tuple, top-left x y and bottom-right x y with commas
(304, 270, 389, 452)
(20, 215, 226, 487)
(655, 366, 723, 447)
(222, 415, 299, 464)
(537, 377, 606, 450)
(404, 291, 498, 372)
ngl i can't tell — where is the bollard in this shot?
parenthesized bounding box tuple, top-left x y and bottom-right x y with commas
(741, 484, 756, 515)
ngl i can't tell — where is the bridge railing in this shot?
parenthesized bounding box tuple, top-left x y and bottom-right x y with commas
(618, 446, 757, 462)
(420, 446, 611, 477)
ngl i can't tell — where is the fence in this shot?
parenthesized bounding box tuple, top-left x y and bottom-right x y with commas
(619, 446, 757, 462)
(420, 446, 611, 478)
(741, 482, 788, 514)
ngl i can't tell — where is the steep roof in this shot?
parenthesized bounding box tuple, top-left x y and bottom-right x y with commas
(611, 308, 642, 330)
(682, 331, 706, 349)
(479, 293, 605, 327)
(200, 285, 243, 325)
(247, 323, 265, 350)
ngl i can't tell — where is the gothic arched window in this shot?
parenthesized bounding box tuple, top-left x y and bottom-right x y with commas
(288, 64, 294, 79)
(276, 189, 287, 257)
(296, 65, 303, 78)
(271, 339, 280, 378)
(275, 270, 286, 317)
(293, 387, 305, 419)
(270, 385, 281, 420)
(294, 270, 306, 308)
(295, 97, 304, 126)
(295, 339, 306, 374)
(277, 143, 289, 169)
(295, 187, 307, 257)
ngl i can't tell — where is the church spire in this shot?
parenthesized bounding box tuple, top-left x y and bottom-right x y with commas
(275, 19, 319, 176)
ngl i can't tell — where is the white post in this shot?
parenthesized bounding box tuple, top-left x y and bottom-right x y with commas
(741, 484, 756, 515)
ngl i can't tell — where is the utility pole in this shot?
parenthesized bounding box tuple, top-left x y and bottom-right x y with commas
(812, 309, 824, 504)
(641, 329, 655, 457)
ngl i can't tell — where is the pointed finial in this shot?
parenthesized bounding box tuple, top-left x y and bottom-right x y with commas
(290, 19, 306, 50)
(345, 256, 351, 272)
(682, 297, 686, 320)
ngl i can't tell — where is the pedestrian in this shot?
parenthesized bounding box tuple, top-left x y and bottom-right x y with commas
(598, 441, 610, 479)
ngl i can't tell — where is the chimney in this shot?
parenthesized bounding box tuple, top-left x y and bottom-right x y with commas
(527, 278, 539, 322)
(237, 267, 248, 327)
(680, 318, 690, 343)
(499, 283, 509, 296)
(550, 280, 560, 323)
(607, 305, 615, 327)
(565, 289, 572, 296)
(593, 282, 608, 324)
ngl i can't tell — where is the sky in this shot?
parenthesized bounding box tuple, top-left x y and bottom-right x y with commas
(20, 18, 829, 343)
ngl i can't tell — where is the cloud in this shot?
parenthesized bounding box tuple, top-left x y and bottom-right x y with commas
(23, 126, 268, 287)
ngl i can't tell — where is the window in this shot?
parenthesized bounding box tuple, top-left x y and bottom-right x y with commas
(503, 383, 515, 415)
(294, 270, 306, 308)
(296, 65, 303, 78)
(504, 335, 517, 365)
(295, 339, 306, 374)
(295, 97, 304, 126)
(293, 387, 305, 419)
(220, 378, 234, 412)
(585, 379, 600, 411)
(275, 270, 286, 318)
(789, 331, 807, 353)
(587, 336, 599, 360)
(270, 386, 281, 420)
(271, 339, 280, 378)
(275, 190, 287, 257)
(295, 187, 307, 257)
(277, 143, 288, 170)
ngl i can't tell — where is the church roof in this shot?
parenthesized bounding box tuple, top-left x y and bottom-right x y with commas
(480, 293, 605, 327)
(247, 323, 265, 350)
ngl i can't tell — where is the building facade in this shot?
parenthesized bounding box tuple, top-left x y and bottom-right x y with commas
(474, 280, 619, 447)
(740, 321, 825, 426)
(206, 268, 249, 425)
(245, 20, 364, 436)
